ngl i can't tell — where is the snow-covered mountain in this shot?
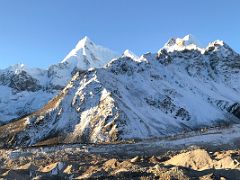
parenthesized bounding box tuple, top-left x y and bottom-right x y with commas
(0, 37, 119, 124)
(1, 35, 240, 148)
(49, 36, 118, 87)
(123, 49, 140, 61)
(62, 36, 118, 69)
(163, 34, 200, 52)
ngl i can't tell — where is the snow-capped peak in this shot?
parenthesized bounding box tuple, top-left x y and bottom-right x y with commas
(163, 34, 201, 52)
(123, 49, 140, 61)
(205, 40, 236, 58)
(7, 63, 26, 74)
(181, 34, 197, 46)
(61, 36, 119, 70)
(75, 36, 94, 50)
(207, 40, 226, 48)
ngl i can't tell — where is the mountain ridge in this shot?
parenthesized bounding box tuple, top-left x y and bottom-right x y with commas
(1, 35, 240, 147)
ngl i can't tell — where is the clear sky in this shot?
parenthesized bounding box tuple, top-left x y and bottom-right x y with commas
(0, 0, 239, 69)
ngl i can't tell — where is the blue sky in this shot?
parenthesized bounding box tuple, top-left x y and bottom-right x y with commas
(0, 0, 239, 69)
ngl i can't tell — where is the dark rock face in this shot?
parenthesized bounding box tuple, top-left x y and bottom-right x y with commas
(228, 103, 240, 119)
(0, 70, 42, 92)
(144, 96, 190, 121)
(157, 49, 172, 65)
(0, 74, 9, 85)
(9, 71, 41, 92)
(109, 57, 135, 76)
(175, 108, 190, 121)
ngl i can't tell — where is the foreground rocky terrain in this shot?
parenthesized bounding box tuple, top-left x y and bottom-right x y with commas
(1, 123, 240, 179)
(1, 146, 240, 179)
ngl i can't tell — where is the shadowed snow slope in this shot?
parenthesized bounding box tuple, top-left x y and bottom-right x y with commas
(1, 36, 240, 147)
